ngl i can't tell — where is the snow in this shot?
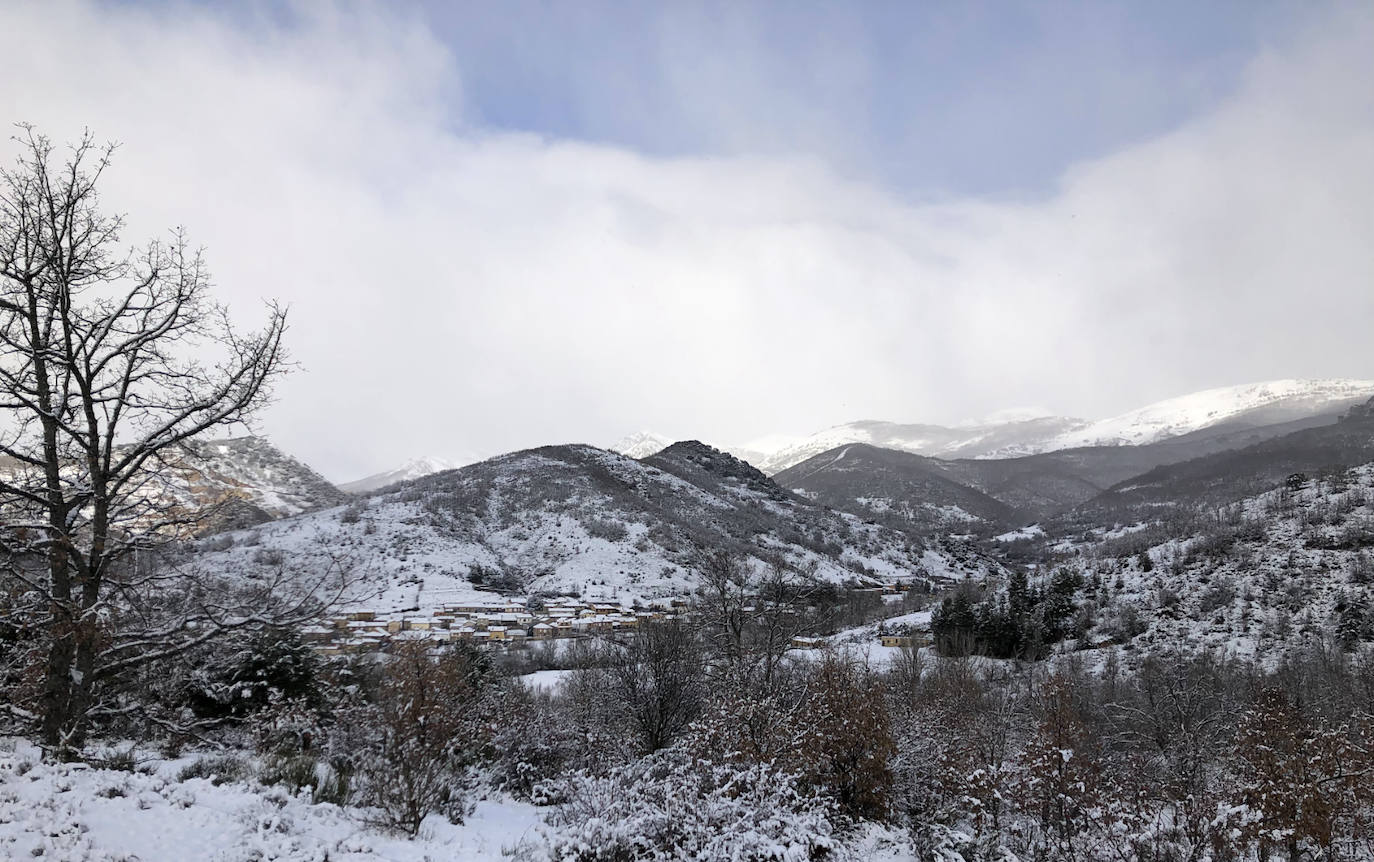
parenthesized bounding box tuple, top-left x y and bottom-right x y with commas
(994, 524, 1045, 542)
(518, 669, 576, 692)
(1067, 462, 1374, 665)
(193, 443, 996, 610)
(608, 431, 675, 459)
(1049, 378, 1374, 449)
(0, 739, 544, 861)
(339, 456, 468, 495)
(726, 378, 1374, 474)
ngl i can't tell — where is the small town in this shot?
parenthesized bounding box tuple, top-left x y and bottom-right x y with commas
(297, 580, 938, 657)
(302, 595, 692, 656)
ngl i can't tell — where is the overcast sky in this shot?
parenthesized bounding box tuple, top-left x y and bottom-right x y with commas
(2, 0, 1372, 482)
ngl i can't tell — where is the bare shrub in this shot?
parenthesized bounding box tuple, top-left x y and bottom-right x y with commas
(347, 642, 497, 834)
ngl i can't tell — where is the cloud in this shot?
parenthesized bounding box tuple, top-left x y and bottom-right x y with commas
(1, 0, 1371, 481)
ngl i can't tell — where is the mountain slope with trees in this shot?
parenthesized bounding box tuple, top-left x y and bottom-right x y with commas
(192, 440, 1002, 611)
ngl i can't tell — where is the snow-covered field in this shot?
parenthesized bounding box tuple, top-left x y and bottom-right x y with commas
(0, 740, 543, 862)
(0, 739, 926, 862)
(518, 669, 576, 693)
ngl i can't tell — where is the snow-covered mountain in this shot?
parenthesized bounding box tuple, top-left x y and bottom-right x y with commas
(732, 417, 1089, 474)
(340, 456, 460, 494)
(136, 436, 349, 533)
(177, 437, 348, 514)
(732, 378, 1374, 474)
(195, 442, 1002, 611)
(610, 431, 675, 460)
(1042, 378, 1374, 451)
(774, 443, 1020, 535)
(0, 436, 349, 534)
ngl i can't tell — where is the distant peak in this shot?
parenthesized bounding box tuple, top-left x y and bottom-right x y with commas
(610, 431, 675, 459)
(339, 454, 465, 494)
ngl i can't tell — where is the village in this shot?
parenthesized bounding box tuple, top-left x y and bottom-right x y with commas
(301, 584, 933, 657)
(301, 595, 692, 656)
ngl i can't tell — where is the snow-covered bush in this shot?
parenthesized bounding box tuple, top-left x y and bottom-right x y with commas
(488, 682, 623, 800)
(177, 753, 250, 786)
(342, 642, 497, 835)
(540, 748, 842, 861)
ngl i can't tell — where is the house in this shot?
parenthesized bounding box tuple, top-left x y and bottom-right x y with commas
(532, 623, 555, 639)
(300, 625, 334, 643)
(791, 636, 823, 650)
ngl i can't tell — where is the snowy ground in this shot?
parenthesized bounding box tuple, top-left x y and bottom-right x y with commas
(0, 739, 544, 861)
(0, 737, 925, 861)
(518, 669, 576, 692)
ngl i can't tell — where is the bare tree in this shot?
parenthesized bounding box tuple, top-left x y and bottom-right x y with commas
(693, 548, 819, 688)
(602, 618, 706, 753)
(0, 126, 327, 753)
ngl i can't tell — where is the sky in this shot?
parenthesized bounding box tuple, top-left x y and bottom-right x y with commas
(2, 0, 1372, 482)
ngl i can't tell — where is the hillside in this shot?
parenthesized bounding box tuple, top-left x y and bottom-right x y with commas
(733, 378, 1374, 475)
(1077, 396, 1374, 522)
(734, 416, 1087, 474)
(1048, 378, 1374, 450)
(775, 400, 1369, 533)
(192, 441, 1001, 612)
(1077, 461, 1374, 663)
(172, 437, 348, 519)
(773, 444, 1021, 534)
(0, 435, 345, 533)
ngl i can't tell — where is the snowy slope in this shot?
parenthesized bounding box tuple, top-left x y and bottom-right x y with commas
(110, 436, 350, 535)
(193, 442, 1001, 611)
(609, 431, 675, 460)
(340, 456, 461, 494)
(734, 416, 1087, 474)
(773, 443, 1020, 534)
(1046, 378, 1374, 450)
(172, 437, 349, 518)
(732, 379, 1374, 474)
(1075, 462, 1374, 664)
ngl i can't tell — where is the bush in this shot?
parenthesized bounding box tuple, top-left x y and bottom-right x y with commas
(185, 627, 322, 721)
(584, 517, 629, 542)
(347, 642, 496, 834)
(1198, 577, 1238, 614)
(540, 748, 840, 861)
(177, 753, 250, 786)
(258, 750, 351, 805)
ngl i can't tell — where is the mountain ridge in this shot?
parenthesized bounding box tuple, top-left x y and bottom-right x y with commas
(715, 377, 1374, 474)
(193, 440, 1002, 612)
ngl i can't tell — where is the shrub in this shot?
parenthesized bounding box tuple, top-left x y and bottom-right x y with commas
(347, 642, 496, 834)
(584, 517, 629, 542)
(1198, 577, 1238, 614)
(178, 753, 250, 786)
(185, 627, 322, 721)
(257, 750, 352, 805)
(540, 748, 840, 861)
